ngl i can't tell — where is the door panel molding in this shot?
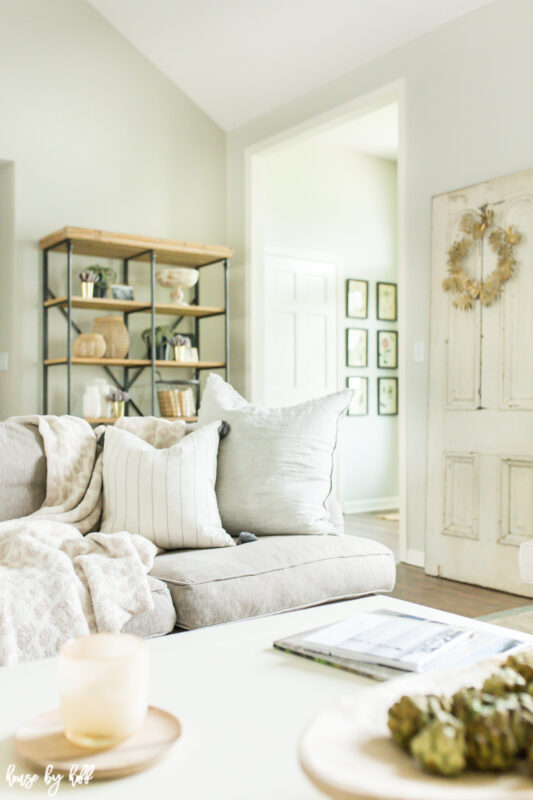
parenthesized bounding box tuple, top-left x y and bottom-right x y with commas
(443, 452, 479, 540)
(499, 456, 533, 547)
(444, 211, 482, 410)
(500, 196, 533, 410)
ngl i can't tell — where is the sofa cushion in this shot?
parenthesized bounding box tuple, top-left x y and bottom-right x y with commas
(0, 421, 46, 522)
(121, 576, 177, 637)
(100, 422, 234, 550)
(150, 535, 396, 630)
(197, 374, 351, 536)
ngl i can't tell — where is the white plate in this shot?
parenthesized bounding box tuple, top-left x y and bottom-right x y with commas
(299, 656, 533, 800)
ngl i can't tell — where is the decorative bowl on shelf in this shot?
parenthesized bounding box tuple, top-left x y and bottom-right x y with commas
(73, 333, 106, 359)
(156, 268, 199, 305)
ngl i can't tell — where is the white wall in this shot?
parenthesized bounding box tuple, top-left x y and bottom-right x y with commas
(0, 0, 227, 419)
(259, 139, 398, 509)
(227, 0, 533, 557)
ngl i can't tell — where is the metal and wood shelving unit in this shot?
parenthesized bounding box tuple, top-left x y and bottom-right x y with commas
(40, 227, 232, 423)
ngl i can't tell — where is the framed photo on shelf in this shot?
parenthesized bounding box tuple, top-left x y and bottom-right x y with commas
(346, 376, 368, 416)
(346, 328, 368, 368)
(377, 330, 398, 369)
(111, 284, 135, 301)
(346, 279, 368, 319)
(378, 377, 398, 416)
(376, 282, 397, 321)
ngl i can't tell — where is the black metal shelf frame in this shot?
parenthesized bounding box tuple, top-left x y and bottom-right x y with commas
(42, 238, 229, 417)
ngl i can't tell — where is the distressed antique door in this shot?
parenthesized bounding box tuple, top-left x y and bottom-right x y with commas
(426, 168, 533, 595)
(263, 250, 338, 407)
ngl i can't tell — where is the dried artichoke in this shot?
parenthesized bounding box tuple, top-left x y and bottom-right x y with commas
(452, 687, 487, 721)
(502, 693, 533, 753)
(410, 713, 467, 776)
(482, 667, 526, 696)
(505, 650, 533, 682)
(464, 700, 519, 771)
(388, 694, 447, 750)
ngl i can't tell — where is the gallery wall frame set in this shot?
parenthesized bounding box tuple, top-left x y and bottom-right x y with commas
(346, 279, 368, 319)
(346, 376, 368, 416)
(376, 282, 397, 321)
(377, 330, 398, 369)
(346, 376, 399, 416)
(346, 328, 368, 368)
(377, 376, 398, 415)
(346, 279, 398, 321)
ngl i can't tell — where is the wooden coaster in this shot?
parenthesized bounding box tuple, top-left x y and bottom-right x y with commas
(15, 706, 181, 780)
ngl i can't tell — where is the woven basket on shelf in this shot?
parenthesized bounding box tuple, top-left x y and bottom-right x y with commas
(158, 389, 181, 418)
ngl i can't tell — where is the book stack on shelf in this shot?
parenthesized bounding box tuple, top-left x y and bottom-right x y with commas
(158, 387, 196, 419)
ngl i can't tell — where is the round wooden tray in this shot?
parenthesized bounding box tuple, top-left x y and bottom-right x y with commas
(15, 706, 181, 780)
(299, 656, 533, 800)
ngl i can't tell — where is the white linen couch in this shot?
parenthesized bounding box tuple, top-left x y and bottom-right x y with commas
(0, 420, 396, 637)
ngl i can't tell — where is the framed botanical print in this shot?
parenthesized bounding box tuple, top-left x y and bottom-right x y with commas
(346, 328, 368, 368)
(346, 279, 368, 319)
(347, 376, 368, 416)
(378, 377, 398, 415)
(377, 330, 398, 369)
(377, 282, 397, 321)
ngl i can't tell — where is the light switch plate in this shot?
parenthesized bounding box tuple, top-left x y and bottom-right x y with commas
(0, 352, 7, 371)
(414, 341, 425, 363)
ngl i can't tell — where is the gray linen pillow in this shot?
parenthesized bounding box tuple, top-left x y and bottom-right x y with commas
(197, 374, 351, 536)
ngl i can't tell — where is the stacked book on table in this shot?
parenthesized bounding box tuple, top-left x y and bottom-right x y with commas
(274, 609, 526, 681)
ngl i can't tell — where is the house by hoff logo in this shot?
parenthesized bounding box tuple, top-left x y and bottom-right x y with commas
(6, 764, 95, 795)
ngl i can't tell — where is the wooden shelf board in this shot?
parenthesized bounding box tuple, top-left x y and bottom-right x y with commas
(85, 416, 197, 425)
(39, 227, 233, 268)
(44, 296, 225, 318)
(45, 357, 225, 369)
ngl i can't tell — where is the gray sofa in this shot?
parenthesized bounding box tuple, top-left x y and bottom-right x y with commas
(0, 421, 396, 637)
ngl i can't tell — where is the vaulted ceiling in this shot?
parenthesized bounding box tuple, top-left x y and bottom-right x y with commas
(87, 0, 492, 131)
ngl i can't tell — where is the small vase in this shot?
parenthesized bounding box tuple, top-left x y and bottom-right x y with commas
(83, 386, 102, 419)
(94, 379, 112, 417)
(80, 282, 95, 299)
(93, 284, 107, 298)
(92, 316, 130, 359)
(147, 343, 169, 361)
(173, 345, 187, 361)
(112, 400, 125, 419)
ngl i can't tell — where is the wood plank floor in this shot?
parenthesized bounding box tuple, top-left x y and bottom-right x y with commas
(390, 564, 532, 618)
(345, 511, 532, 617)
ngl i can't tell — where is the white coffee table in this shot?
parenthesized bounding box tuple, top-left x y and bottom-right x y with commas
(1, 595, 529, 799)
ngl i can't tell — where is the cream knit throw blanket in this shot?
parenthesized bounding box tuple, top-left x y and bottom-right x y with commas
(0, 414, 187, 665)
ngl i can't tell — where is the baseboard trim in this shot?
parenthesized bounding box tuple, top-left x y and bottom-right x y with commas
(405, 548, 425, 568)
(342, 496, 399, 514)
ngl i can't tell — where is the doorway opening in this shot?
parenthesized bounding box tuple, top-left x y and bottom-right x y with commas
(246, 82, 407, 562)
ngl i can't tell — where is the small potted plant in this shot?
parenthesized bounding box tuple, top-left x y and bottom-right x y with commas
(141, 325, 174, 360)
(108, 388, 130, 419)
(167, 334, 189, 361)
(87, 265, 118, 298)
(78, 269, 98, 299)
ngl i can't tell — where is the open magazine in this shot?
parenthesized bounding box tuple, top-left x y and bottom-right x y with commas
(273, 609, 526, 680)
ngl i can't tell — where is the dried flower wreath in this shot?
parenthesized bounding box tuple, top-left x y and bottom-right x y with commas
(442, 204, 521, 310)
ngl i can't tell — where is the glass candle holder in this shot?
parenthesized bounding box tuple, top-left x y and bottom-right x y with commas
(59, 633, 148, 749)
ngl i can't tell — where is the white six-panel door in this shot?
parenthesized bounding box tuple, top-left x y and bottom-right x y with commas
(263, 250, 339, 408)
(426, 169, 533, 596)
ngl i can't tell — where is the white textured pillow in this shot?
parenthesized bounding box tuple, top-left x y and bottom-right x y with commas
(197, 375, 351, 536)
(100, 421, 234, 550)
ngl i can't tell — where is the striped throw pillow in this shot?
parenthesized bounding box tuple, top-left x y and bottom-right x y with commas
(100, 421, 234, 550)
